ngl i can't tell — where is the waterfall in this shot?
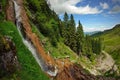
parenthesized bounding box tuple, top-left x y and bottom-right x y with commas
(13, 0, 57, 77)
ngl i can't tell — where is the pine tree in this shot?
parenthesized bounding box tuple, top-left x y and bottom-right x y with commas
(63, 12, 69, 24)
(76, 20, 84, 55)
(84, 35, 93, 58)
(58, 21, 64, 37)
(91, 38, 102, 54)
(63, 12, 69, 45)
(97, 38, 102, 54)
(63, 12, 69, 30)
(69, 14, 77, 52)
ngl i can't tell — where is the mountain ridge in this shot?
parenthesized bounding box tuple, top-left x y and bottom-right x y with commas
(92, 24, 120, 37)
(84, 31, 101, 35)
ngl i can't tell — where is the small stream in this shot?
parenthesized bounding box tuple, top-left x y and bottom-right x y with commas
(13, 0, 57, 77)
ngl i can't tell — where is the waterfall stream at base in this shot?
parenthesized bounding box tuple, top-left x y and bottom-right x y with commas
(13, 0, 57, 77)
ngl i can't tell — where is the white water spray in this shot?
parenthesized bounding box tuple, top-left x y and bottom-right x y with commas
(13, 0, 57, 76)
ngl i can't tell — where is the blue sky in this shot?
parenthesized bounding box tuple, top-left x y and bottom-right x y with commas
(47, 0, 120, 32)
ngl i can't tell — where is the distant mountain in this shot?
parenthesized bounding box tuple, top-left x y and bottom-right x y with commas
(92, 24, 120, 37)
(92, 24, 120, 52)
(84, 31, 101, 35)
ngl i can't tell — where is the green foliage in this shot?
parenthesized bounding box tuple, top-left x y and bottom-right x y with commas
(91, 38, 102, 54)
(60, 13, 102, 58)
(0, 21, 49, 80)
(110, 49, 120, 75)
(25, 0, 60, 46)
(68, 14, 77, 52)
(29, 20, 77, 61)
(45, 18, 60, 46)
(63, 12, 69, 45)
(0, 0, 6, 21)
(31, 20, 69, 61)
(84, 35, 92, 57)
(61, 13, 77, 52)
(76, 20, 84, 54)
(92, 24, 120, 75)
(0, 34, 4, 52)
(92, 24, 120, 53)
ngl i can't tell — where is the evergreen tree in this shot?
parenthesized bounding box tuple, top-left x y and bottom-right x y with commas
(84, 35, 93, 57)
(63, 12, 69, 44)
(91, 38, 102, 54)
(76, 20, 84, 55)
(61, 13, 103, 56)
(69, 14, 77, 52)
(63, 12, 69, 25)
(58, 21, 64, 37)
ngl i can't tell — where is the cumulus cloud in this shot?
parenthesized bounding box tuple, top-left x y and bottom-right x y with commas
(47, 0, 102, 14)
(109, 5, 120, 14)
(100, 2, 109, 9)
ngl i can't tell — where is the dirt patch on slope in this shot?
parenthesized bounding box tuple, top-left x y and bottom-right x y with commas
(6, 0, 15, 22)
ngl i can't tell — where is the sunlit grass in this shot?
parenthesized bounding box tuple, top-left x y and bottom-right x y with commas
(0, 21, 49, 80)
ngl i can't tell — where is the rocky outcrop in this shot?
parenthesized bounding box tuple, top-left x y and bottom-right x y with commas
(0, 35, 19, 78)
(55, 63, 116, 80)
(6, 0, 15, 23)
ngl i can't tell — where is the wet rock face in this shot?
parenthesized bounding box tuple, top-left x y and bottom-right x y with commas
(0, 36, 19, 78)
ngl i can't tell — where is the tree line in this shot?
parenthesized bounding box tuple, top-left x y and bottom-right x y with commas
(22, 2, 120, 74)
(59, 12, 102, 57)
(28, 0, 102, 57)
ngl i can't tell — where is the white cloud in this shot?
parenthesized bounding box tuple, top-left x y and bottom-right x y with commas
(109, 5, 120, 14)
(83, 26, 112, 32)
(47, 0, 102, 14)
(100, 2, 109, 9)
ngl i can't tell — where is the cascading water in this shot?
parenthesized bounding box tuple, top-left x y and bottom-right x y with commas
(13, 0, 57, 77)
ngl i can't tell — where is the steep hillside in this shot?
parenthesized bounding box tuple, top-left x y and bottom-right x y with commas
(92, 24, 120, 52)
(23, 0, 78, 61)
(0, 21, 49, 80)
(23, 0, 120, 78)
(0, 0, 119, 80)
(92, 24, 120, 76)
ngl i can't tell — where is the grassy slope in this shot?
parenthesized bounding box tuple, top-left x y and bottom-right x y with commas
(102, 28, 120, 52)
(25, 0, 97, 74)
(0, 21, 49, 80)
(0, 0, 6, 21)
(30, 14, 98, 76)
(31, 22, 77, 62)
(92, 24, 120, 73)
(24, 0, 78, 62)
(92, 25, 120, 52)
